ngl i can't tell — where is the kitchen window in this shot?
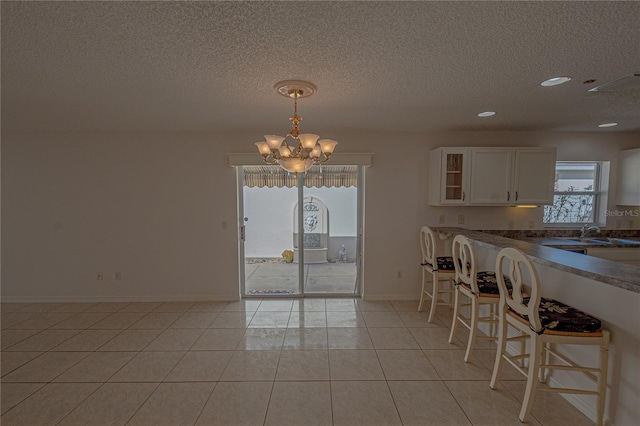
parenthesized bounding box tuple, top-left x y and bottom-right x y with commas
(544, 162, 603, 225)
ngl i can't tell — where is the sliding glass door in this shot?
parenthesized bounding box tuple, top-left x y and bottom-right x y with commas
(242, 183, 300, 295)
(239, 165, 361, 297)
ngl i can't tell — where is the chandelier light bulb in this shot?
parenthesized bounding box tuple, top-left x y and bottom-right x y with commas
(264, 135, 284, 150)
(278, 157, 314, 173)
(299, 133, 320, 150)
(310, 145, 322, 158)
(255, 141, 270, 156)
(318, 139, 338, 155)
(278, 146, 292, 157)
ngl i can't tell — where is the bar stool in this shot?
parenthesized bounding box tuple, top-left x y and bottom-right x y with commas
(448, 234, 511, 362)
(418, 226, 455, 322)
(490, 247, 610, 425)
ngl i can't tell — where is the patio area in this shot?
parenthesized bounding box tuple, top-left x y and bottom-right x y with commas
(244, 261, 357, 295)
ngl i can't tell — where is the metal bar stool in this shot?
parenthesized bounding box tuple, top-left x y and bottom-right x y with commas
(490, 247, 610, 425)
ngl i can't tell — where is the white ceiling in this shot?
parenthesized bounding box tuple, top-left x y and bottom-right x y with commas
(2, 1, 639, 134)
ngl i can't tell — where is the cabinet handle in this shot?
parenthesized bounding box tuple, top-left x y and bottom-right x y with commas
(515, 191, 518, 201)
(507, 191, 510, 201)
(462, 191, 466, 201)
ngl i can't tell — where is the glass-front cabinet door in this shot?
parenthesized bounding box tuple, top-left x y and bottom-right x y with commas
(429, 147, 469, 205)
(444, 151, 466, 202)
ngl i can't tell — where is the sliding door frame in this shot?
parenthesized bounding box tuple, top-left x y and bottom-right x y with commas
(229, 153, 372, 299)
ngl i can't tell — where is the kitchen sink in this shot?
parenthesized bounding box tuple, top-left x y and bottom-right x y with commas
(563, 237, 611, 244)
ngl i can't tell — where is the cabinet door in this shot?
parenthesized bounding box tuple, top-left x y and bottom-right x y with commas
(441, 149, 469, 204)
(618, 148, 640, 206)
(513, 148, 557, 204)
(429, 148, 469, 205)
(469, 148, 512, 204)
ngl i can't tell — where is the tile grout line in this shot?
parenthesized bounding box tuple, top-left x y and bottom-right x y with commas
(379, 303, 407, 424)
(2, 299, 593, 425)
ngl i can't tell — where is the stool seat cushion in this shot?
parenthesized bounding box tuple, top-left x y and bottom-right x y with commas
(457, 271, 512, 297)
(436, 256, 455, 271)
(512, 297, 602, 334)
(422, 256, 455, 272)
(476, 271, 512, 295)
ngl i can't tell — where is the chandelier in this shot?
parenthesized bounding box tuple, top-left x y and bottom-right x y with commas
(255, 80, 337, 173)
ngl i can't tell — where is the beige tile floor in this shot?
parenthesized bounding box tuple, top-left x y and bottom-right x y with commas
(0, 299, 594, 425)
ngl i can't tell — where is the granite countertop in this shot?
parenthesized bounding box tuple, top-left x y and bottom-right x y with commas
(524, 237, 640, 249)
(432, 227, 640, 293)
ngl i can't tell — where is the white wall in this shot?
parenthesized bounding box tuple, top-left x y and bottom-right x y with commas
(2, 129, 639, 302)
(243, 186, 357, 259)
(2, 131, 241, 301)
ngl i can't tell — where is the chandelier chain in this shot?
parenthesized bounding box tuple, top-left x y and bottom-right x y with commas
(288, 89, 303, 140)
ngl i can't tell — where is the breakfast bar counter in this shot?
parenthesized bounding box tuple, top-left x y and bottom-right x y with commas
(432, 227, 640, 293)
(430, 227, 640, 425)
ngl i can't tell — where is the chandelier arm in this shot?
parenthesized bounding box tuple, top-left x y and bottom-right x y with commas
(281, 136, 292, 149)
(316, 153, 333, 163)
(281, 134, 300, 157)
(261, 156, 278, 165)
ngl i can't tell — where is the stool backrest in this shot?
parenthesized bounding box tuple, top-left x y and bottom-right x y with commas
(495, 247, 543, 333)
(420, 226, 437, 267)
(452, 235, 479, 294)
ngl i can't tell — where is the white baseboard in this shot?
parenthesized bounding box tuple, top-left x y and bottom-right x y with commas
(0, 295, 239, 303)
(361, 293, 419, 301)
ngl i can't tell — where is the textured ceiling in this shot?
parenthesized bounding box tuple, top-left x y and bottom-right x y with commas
(2, 1, 639, 134)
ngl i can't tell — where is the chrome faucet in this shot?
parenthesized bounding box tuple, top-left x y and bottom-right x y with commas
(580, 224, 601, 238)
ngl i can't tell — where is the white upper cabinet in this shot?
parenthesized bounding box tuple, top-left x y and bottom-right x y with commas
(618, 148, 640, 206)
(429, 147, 557, 206)
(512, 148, 557, 205)
(428, 148, 470, 205)
(469, 148, 513, 204)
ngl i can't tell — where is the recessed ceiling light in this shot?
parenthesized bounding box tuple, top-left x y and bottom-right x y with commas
(541, 76, 572, 87)
(477, 111, 496, 117)
(598, 122, 618, 128)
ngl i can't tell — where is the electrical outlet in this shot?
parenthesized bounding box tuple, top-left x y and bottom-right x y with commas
(96, 272, 103, 281)
(397, 270, 403, 279)
(115, 272, 122, 280)
(457, 215, 465, 225)
(507, 220, 514, 229)
(439, 214, 446, 224)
